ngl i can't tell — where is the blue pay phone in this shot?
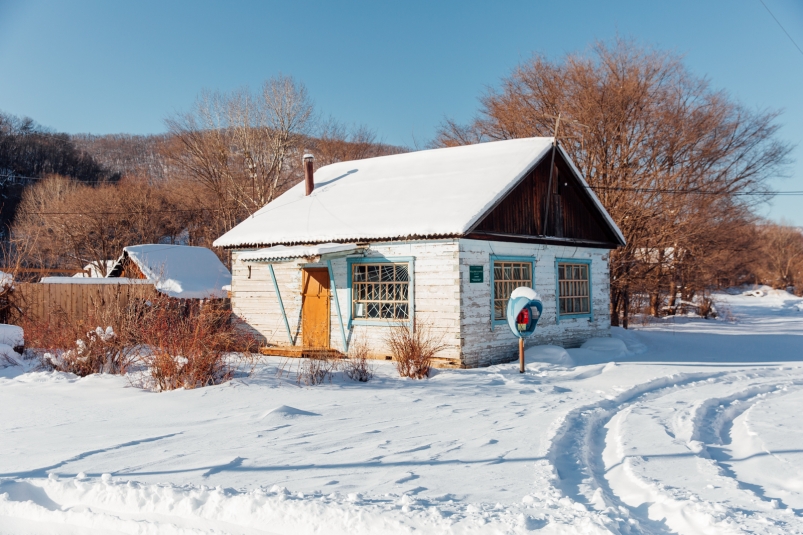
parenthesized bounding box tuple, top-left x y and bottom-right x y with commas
(506, 287, 543, 338)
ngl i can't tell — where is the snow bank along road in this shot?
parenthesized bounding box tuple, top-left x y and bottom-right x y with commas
(1, 288, 802, 534)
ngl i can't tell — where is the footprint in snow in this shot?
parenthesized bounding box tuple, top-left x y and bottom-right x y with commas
(260, 405, 320, 420)
(395, 472, 419, 484)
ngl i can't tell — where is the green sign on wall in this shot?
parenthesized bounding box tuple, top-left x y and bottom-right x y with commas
(469, 265, 483, 283)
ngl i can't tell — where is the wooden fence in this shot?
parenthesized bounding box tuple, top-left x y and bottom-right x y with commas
(12, 282, 157, 324)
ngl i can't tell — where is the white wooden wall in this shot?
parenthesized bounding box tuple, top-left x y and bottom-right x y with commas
(344, 241, 462, 360)
(230, 238, 611, 368)
(230, 240, 463, 360)
(458, 238, 611, 367)
(230, 251, 304, 346)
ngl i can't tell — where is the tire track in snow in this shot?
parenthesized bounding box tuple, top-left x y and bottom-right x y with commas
(692, 380, 803, 513)
(600, 373, 803, 535)
(547, 372, 728, 535)
(0, 432, 183, 479)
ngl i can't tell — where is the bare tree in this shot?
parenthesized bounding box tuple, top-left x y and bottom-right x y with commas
(165, 75, 314, 230)
(13, 175, 187, 275)
(437, 38, 791, 325)
(756, 222, 803, 292)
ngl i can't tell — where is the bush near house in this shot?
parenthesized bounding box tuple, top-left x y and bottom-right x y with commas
(384, 320, 447, 379)
(22, 295, 259, 390)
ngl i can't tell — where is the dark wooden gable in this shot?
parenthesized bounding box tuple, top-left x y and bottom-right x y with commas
(467, 148, 622, 248)
(107, 254, 147, 279)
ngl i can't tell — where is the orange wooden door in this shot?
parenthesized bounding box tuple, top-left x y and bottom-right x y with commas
(301, 268, 331, 348)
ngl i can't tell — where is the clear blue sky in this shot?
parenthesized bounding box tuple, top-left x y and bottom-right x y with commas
(1, 0, 801, 223)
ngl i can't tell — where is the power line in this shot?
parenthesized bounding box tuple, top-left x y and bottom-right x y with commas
(29, 208, 227, 216)
(0, 173, 104, 182)
(5, 173, 803, 196)
(586, 185, 803, 196)
(759, 0, 803, 58)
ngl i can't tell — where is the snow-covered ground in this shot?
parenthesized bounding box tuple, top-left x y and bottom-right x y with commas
(1, 288, 802, 534)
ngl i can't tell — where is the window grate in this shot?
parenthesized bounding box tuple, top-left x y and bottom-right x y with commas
(558, 263, 589, 315)
(493, 261, 532, 321)
(352, 263, 410, 320)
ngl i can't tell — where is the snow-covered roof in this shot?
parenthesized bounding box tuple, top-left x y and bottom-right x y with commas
(216, 138, 564, 248)
(215, 138, 624, 249)
(112, 245, 232, 299)
(238, 243, 361, 263)
(72, 261, 116, 278)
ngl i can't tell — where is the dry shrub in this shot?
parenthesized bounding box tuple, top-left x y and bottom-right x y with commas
(697, 295, 717, 319)
(295, 351, 339, 386)
(22, 308, 138, 375)
(129, 296, 259, 391)
(22, 294, 259, 390)
(384, 320, 446, 379)
(344, 339, 374, 382)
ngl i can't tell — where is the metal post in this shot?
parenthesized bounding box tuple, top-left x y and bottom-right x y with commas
(268, 264, 295, 346)
(327, 260, 349, 354)
(519, 337, 525, 373)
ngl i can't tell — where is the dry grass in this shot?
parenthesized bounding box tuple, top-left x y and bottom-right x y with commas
(343, 339, 374, 382)
(384, 320, 446, 379)
(22, 310, 138, 375)
(697, 294, 717, 319)
(296, 351, 340, 386)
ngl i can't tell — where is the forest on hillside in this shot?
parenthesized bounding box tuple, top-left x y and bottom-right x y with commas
(1, 41, 801, 325)
(1, 75, 403, 276)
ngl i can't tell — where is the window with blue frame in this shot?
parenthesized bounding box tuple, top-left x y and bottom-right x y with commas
(351, 262, 410, 320)
(557, 262, 590, 316)
(491, 257, 534, 322)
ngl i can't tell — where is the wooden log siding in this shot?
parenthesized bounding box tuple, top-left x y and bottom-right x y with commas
(458, 238, 611, 368)
(231, 240, 463, 362)
(471, 149, 619, 246)
(231, 238, 612, 368)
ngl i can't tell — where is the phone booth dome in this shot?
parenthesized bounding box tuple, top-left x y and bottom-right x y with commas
(506, 287, 543, 338)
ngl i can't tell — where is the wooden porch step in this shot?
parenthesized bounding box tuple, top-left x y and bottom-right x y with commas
(258, 346, 464, 369)
(259, 346, 345, 359)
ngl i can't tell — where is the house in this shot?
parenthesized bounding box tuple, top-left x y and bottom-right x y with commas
(107, 244, 232, 299)
(214, 138, 625, 368)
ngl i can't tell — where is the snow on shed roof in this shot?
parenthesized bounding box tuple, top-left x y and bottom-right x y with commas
(214, 137, 624, 248)
(117, 245, 232, 299)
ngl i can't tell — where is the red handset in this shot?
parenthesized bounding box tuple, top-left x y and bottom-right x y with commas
(516, 308, 529, 331)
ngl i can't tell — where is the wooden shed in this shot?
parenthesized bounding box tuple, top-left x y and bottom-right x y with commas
(214, 138, 624, 368)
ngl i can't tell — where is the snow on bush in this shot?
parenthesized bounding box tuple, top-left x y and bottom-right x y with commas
(22, 295, 259, 390)
(0, 324, 23, 349)
(31, 318, 135, 376)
